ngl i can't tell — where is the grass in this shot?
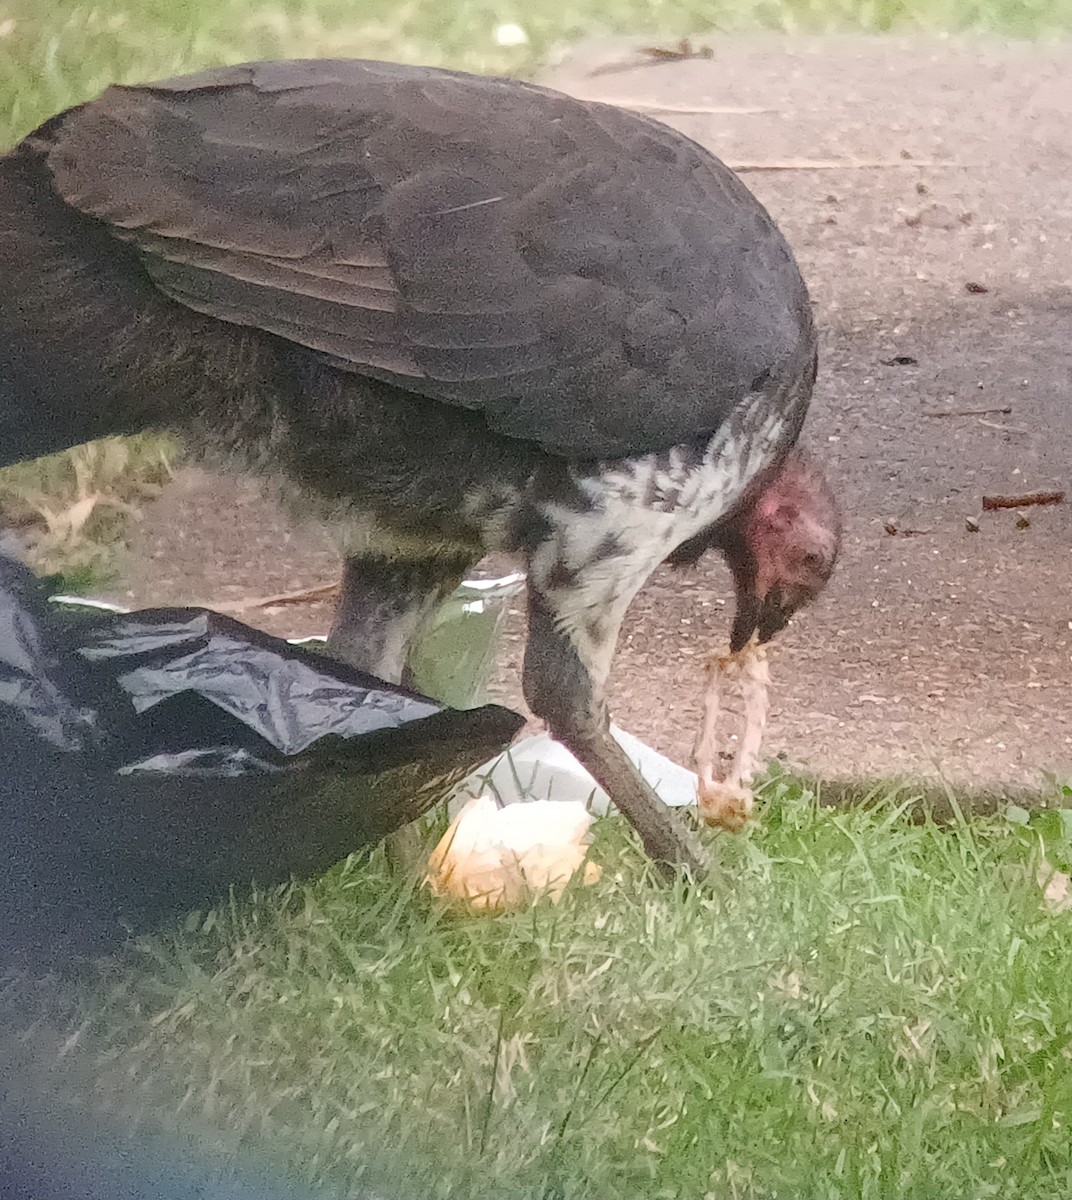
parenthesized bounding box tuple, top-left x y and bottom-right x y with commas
(2, 0, 1072, 576)
(3, 3, 1072, 1195)
(2, 0, 1065, 161)
(5, 776, 1072, 1198)
(0, 0, 1069, 161)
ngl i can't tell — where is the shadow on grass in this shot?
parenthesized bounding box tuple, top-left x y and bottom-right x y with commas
(796, 771, 1069, 820)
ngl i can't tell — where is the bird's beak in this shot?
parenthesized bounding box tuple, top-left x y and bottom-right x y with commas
(729, 583, 794, 652)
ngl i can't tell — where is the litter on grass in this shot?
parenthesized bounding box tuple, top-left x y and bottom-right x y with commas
(1, 555, 521, 960)
(426, 727, 697, 915)
(426, 795, 601, 913)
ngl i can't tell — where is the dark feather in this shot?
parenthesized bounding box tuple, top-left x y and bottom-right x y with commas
(34, 59, 813, 460)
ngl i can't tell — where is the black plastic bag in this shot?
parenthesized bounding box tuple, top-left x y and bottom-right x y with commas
(0, 553, 522, 961)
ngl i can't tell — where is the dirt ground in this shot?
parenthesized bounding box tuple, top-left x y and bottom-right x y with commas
(109, 36, 1072, 793)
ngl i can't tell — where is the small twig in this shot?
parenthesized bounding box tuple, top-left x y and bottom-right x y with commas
(202, 581, 340, 613)
(922, 406, 1013, 418)
(627, 102, 775, 116)
(587, 39, 713, 76)
(570, 96, 774, 116)
(730, 159, 970, 173)
(977, 418, 1028, 434)
(982, 491, 1065, 511)
(637, 40, 714, 62)
(587, 61, 653, 78)
(247, 582, 339, 609)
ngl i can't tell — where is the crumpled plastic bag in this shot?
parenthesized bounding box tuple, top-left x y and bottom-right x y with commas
(0, 553, 522, 961)
(426, 795, 602, 913)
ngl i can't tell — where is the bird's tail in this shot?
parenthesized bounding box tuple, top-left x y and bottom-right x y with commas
(0, 130, 159, 469)
(1, 118, 298, 475)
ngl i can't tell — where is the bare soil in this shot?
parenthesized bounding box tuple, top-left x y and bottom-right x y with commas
(109, 36, 1072, 793)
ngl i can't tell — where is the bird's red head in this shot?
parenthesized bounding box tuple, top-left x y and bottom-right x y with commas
(725, 448, 841, 651)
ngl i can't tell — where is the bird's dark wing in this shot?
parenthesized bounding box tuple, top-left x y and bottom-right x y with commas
(38, 59, 813, 460)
